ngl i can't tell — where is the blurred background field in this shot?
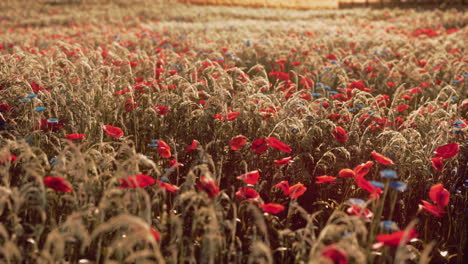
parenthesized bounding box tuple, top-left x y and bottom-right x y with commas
(0, 0, 466, 263)
(3, 0, 466, 10)
(180, 0, 466, 9)
(179, 0, 339, 9)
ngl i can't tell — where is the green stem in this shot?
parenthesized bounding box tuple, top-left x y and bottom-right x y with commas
(366, 180, 390, 259)
(388, 189, 398, 221)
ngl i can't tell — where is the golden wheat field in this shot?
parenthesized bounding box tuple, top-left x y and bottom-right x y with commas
(181, 0, 339, 9)
(0, 0, 467, 263)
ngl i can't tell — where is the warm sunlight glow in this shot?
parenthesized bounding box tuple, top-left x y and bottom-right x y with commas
(181, 0, 339, 9)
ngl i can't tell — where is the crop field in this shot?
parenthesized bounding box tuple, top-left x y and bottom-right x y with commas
(0, 0, 467, 263)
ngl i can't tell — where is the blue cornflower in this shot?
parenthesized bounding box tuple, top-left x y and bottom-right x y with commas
(34, 106, 46, 112)
(390, 181, 408, 192)
(380, 169, 397, 179)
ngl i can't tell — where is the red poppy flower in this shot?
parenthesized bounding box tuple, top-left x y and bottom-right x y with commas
(409, 87, 421, 94)
(419, 82, 430, 89)
(225, 111, 240, 121)
(373, 229, 418, 249)
(420, 200, 445, 217)
(153, 105, 169, 115)
(328, 113, 341, 122)
(235, 187, 260, 201)
(213, 114, 224, 121)
(332, 126, 348, 144)
(300, 93, 312, 101)
(346, 204, 373, 220)
(371, 152, 395, 165)
(300, 76, 313, 89)
(168, 158, 183, 169)
(229, 136, 247, 150)
(251, 138, 269, 155)
(156, 180, 180, 193)
(394, 104, 409, 113)
(269, 71, 290, 81)
(157, 140, 171, 158)
(114, 88, 131, 95)
(198, 176, 219, 198)
(316, 175, 337, 184)
(155, 68, 165, 79)
(338, 168, 355, 178)
(266, 137, 292, 153)
(326, 53, 337, 61)
(120, 174, 155, 188)
(39, 118, 65, 132)
(149, 227, 161, 242)
(0, 103, 13, 113)
(30, 82, 50, 93)
(237, 170, 260, 185)
(401, 94, 413, 101)
(260, 203, 285, 214)
(43, 176, 73, 192)
(321, 245, 348, 264)
(65, 133, 86, 141)
(353, 161, 374, 178)
(103, 125, 124, 138)
(186, 139, 198, 152)
(348, 80, 366, 91)
(274, 156, 293, 166)
(433, 143, 459, 159)
(273, 181, 290, 196)
(354, 175, 382, 199)
(429, 183, 450, 207)
(124, 98, 137, 112)
(431, 157, 443, 172)
(288, 183, 306, 199)
(0, 154, 17, 165)
(416, 60, 427, 68)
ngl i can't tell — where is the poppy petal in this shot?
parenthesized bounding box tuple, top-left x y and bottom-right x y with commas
(332, 126, 348, 144)
(376, 229, 418, 247)
(65, 133, 86, 141)
(186, 139, 198, 152)
(149, 227, 161, 242)
(273, 181, 290, 196)
(371, 151, 395, 165)
(43, 176, 73, 192)
(338, 168, 355, 178)
(156, 180, 180, 193)
(321, 245, 348, 264)
(157, 140, 172, 158)
(354, 161, 374, 178)
(197, 176, 219, 198)
(420, 200, 445, 217)
(237, 170, 260, 185)
(288, 183, 306, 199)
(430, 157, 444, 172)
(316, 175, 337, 184)
(235, 187, 260, 201)
(274, 156, 293, 166)
(103, 125, 124, 138)
(225, 111, 240, 121)
(433, 143, 459, 159)
(429, 183, 450, 207)
(120, 174, 155, 188)
(251, 138, 269, 155)
(266, 137, 292, 153)
(229, 136, 247, 150)
(260, 203, 285, 214)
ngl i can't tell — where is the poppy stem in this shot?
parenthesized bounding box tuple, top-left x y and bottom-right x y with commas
(388, 188, 398, 220)
(367, 180, 390, 258)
